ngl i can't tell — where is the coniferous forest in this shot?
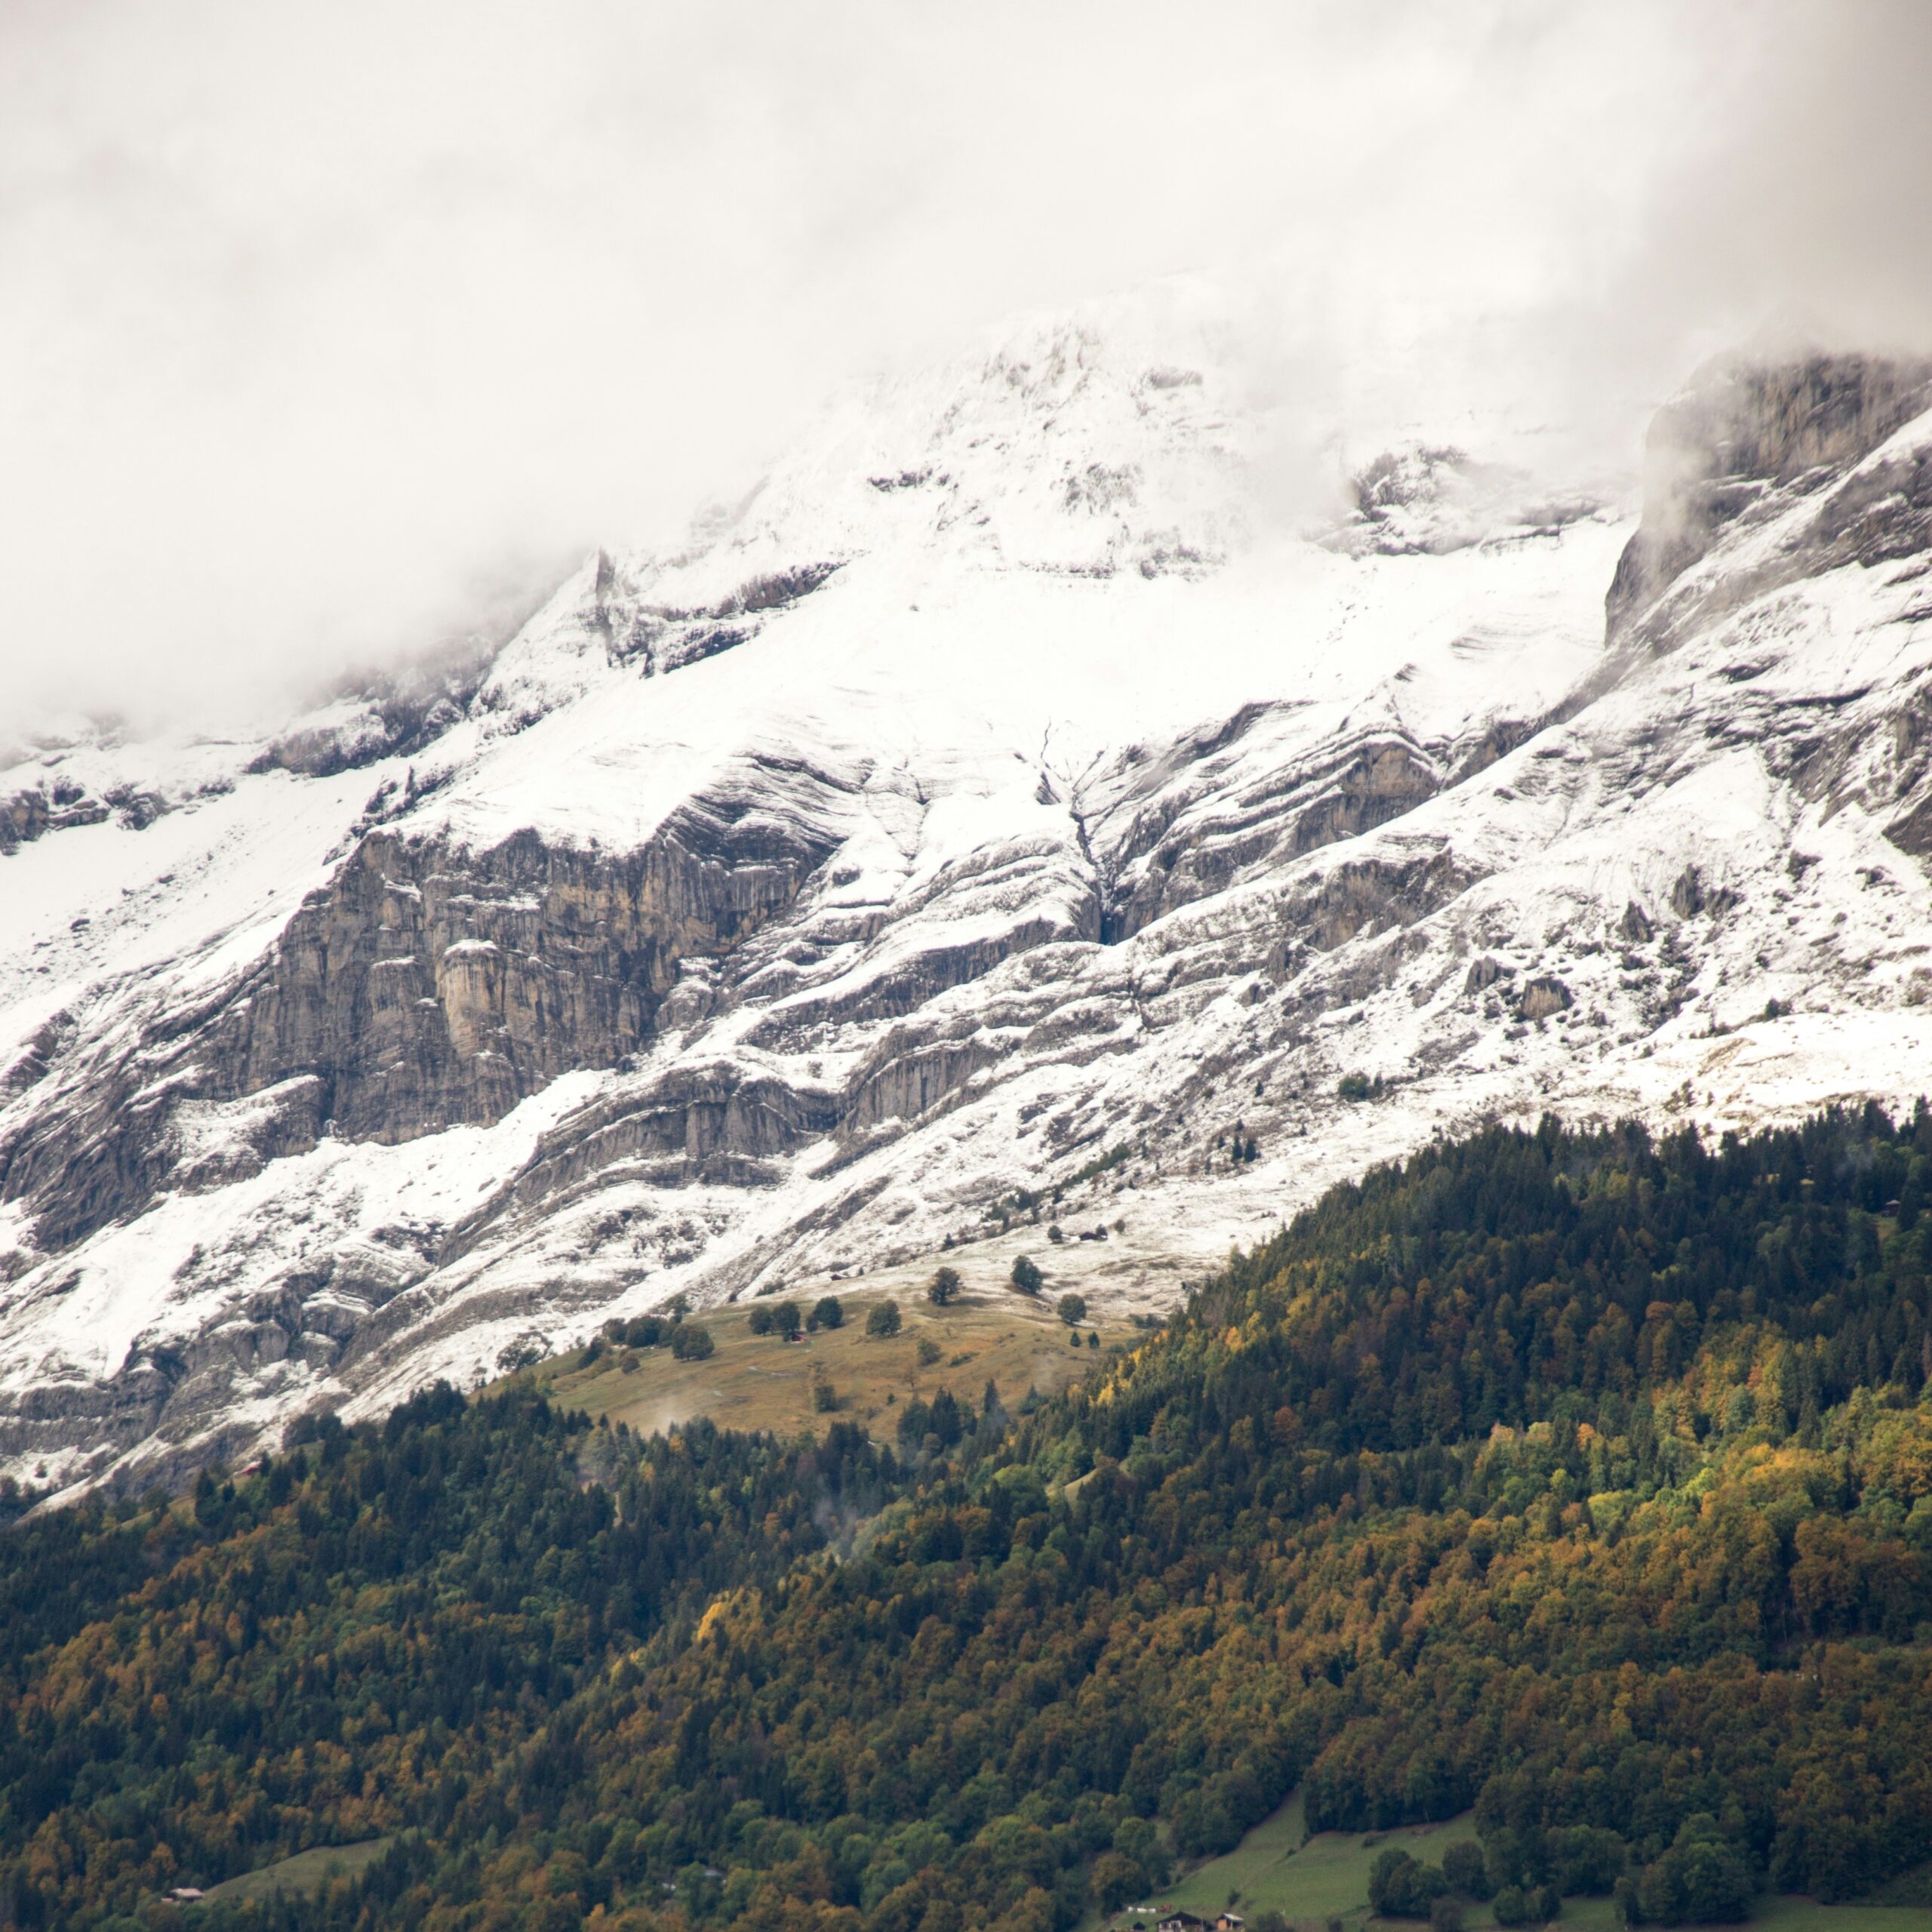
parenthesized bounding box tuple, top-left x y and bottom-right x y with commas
(3, 1109, 1931, 1929)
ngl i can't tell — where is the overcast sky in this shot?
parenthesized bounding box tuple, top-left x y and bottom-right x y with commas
(3, 1, 1930, 736)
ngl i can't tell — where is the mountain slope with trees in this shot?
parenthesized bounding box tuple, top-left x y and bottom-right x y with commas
(4, 1108, 1931, 1928)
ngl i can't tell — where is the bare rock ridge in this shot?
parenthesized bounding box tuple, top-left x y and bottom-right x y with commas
(5, 316, 1932, 1495)
(1607, 350, 1932, 647)
(249, 629, 512, 780)
(1, 776, 165, 854)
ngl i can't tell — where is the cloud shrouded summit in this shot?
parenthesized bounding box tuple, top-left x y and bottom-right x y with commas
(2, 0, 1930, 734)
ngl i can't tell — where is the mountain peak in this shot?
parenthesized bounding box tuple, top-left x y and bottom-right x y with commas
(5, 321, 1931, 1494)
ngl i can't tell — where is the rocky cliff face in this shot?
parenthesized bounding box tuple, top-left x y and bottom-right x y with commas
(5, 304, 1932, 1497)
(1606, 352, 1932, 645)
(2, 771, 845, 1256)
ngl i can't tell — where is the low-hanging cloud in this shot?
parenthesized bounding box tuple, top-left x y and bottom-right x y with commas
(2, 0, 1929, 737)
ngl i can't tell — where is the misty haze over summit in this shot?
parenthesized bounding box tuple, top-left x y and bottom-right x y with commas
(3, 0, 1932, 736)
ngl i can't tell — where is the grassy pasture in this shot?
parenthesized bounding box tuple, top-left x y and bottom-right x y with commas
(201, 1837, 392, 1903)
(1108, 1795, 1930, 1932)
(512, 1282, 1118, 1440)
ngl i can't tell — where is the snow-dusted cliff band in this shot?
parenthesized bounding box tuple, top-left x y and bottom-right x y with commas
(4, 294, 1932, 1493)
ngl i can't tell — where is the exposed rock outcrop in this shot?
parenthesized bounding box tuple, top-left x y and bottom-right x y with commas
(1607, 352, 1932, 646)
(1, 782, 844, 1253)
(1103, 725, 1447, 940)
(251, 615, 532, 780)
(1, 780, 110, 854)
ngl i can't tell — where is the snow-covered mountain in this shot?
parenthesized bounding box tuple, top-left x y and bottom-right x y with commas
(4, 287, 1931, 1494)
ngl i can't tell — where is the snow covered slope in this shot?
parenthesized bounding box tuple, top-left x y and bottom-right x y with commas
(4, 297, 1930, 1494)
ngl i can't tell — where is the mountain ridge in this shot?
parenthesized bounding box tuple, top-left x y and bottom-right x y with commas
(3, 295, 1931, 1493)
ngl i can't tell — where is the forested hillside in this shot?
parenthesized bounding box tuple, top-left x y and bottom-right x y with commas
(5, 1109, 1931, 1930)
